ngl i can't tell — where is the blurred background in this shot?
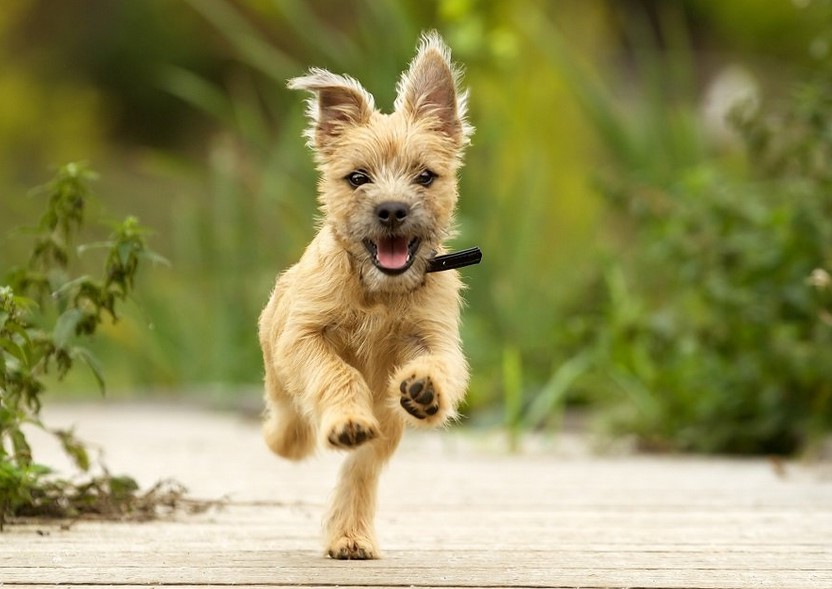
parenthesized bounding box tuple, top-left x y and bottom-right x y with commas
(1, 0, 830, 455)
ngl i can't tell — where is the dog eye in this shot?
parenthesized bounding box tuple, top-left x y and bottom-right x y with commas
(346, 171, 371, 188)
(415, 170, 437, 187)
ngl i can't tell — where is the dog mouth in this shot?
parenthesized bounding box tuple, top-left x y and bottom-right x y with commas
(363, 236, 421, 275)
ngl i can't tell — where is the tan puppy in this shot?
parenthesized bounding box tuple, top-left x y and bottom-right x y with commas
(258, 31, 474, 560)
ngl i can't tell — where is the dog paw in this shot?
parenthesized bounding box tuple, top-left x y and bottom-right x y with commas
(399, 375, 441, 420)
(327, 535, 378, 560)
(325, 417, 378, 449)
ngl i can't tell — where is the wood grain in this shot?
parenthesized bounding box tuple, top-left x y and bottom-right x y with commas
(3, 403, 830, 588)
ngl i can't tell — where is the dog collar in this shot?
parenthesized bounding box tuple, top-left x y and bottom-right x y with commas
(426, 247, 482, 273)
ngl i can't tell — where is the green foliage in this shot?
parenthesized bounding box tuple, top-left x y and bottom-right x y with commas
(572, 70, 832, 454)
(0, 163, 166, 527)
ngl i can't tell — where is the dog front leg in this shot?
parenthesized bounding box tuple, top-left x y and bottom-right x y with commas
(324, 410, 403, 559)
(391, 331, 469, 427)
(275, 328, 379, 450)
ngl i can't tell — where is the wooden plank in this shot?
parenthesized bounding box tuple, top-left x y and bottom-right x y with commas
(4, 565, 832, 589)
(7, 545, 832, 569)
(7, 509, 832, 548)
(2, 403, 831, 589)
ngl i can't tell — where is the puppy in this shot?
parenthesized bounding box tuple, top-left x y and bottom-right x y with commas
(258, 31, 474, 560)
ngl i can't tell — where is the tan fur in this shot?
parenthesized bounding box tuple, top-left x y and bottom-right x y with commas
(258, 31, 473, 560)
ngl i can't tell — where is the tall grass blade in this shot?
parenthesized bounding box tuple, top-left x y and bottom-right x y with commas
(185, 0, 299, 81)
(523, 352, 592, 430)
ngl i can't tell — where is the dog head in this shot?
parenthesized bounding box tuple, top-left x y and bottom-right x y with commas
(289, 31, 473, 294)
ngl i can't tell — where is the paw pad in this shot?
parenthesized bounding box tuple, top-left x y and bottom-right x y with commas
(327, 419, 377, 449)
(399, 376, 440, 419)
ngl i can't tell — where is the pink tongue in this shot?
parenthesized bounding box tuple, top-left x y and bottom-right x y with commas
(376, 236, 409, 269)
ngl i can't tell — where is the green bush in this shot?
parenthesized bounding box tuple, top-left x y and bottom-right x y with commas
(0, 164, 176, 527)
(574, 71, 832, 454)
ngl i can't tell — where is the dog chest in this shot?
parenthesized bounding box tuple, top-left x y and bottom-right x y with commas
(322, 307, 420, 372)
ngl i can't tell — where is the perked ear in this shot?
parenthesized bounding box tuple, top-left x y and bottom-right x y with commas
(394, 31, 474, 146)
(287, 68, 375, 150)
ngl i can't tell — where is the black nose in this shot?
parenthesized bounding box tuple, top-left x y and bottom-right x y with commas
(375, 201, 409, 229)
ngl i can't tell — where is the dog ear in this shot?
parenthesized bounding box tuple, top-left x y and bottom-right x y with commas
(394, 31, 473, 146)
(288, 68, 375, 150)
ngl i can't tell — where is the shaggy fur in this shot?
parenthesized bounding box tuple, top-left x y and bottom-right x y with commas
(258, 31, 473, 560)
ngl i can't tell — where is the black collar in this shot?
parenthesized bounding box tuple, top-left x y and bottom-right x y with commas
(426, 247, 482, 273)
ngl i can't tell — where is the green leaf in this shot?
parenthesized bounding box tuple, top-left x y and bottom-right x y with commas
(0, 337, 28, 366)
(50, 275, 95, 299)
(70, 346, 106, 395)
(53, 308, 84, 348)
(54, 429, 91, 472)
(138, 249, 171, 267)
(117, 242, 134, 267)
(10, 428, 33, 467)
(109, 475, 140, 500)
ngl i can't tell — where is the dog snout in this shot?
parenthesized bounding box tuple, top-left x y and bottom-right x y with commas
(374, 201, 410, 230)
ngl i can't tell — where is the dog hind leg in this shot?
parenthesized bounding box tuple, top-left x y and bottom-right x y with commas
(262, 394, 316, 461)
(261, 350, 316, 460)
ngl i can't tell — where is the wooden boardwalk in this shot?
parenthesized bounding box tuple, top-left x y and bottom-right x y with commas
(3, 403, 831, 589)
